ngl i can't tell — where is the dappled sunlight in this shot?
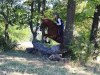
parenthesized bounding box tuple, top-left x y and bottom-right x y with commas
(18, 42, 33, 48)
(0, 55, 8, 66)
(0, 0, 100, 74)
(16, 42, 33, 50)
(28, 60, 44, 67)
(0, 50, 68, 75)
(98, 20, 100, 29)
(0, 51, 44, 67)
(0, 62, 4, 65)
(63, 60, 100, 75)
(64, 62, 93, 75)
(92, 59, 100, 64)
(5, 56, 29, 64)
(73, 30, 80, 37)
(8, 72, 37, 75)
(76, 1, 88, 13)
(0, 50, 100, 75)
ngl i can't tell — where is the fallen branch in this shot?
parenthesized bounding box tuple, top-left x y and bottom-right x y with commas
(32, 41, 61, 54)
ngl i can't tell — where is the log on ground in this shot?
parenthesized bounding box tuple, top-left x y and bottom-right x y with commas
(32, 41, 61, 54)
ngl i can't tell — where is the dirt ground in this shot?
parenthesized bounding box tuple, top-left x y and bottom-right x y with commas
(0, 42, 100, 75)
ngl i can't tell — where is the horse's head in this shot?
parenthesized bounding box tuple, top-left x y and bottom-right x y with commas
(40, 19, 49, 31)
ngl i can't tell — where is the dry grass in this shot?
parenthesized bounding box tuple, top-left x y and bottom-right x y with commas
(0, 50, 100, 75)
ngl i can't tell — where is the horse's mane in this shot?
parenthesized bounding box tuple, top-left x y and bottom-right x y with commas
(42, 18, 57, 27)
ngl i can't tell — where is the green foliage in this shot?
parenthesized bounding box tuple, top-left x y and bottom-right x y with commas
(8, 25, 31, 42)
(52, 1, 67, 20)
(0, 23, 4, 36)
(0, 34, 17, 51)
(0, 23, 4, 51)
(0, 24, 31, 51)
(0, 0, 100, 61)
(70, 19, 95, 62)
(51, 0, 98, 61)
(44, 9, 53, 19)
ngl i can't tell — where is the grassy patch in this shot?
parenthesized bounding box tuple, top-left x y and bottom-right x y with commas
(0, 50, 100, 75)
(0, 50, 69, 75)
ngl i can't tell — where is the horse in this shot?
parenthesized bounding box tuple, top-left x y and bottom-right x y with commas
(40, 19, 63, 43)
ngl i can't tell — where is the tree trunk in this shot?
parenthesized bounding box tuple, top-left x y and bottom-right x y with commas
(37, 0, 41, 13)
(41, 0, 46, 41)
(4, 23, 9, 43)
(90, 5, 100, 48)
(29, 0, 39, 41)
(1, 6, 10, 43)
(33, 23, 39, 40)
(41, 0, 46, 16)
(5, 6, 9, 43)
(29, 0, 34, 39)
(63, 0, 76, 50)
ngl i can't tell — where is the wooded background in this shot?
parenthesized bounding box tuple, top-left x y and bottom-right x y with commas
(0, 0, 100, 61)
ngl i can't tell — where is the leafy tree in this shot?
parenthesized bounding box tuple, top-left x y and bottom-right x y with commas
(90, 5, 100, 48)
(0, 0, 16, 43)
(0, 0, 20, 50)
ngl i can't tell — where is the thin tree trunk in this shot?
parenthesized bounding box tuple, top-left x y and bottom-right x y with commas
(41, 0, 46, 41)
(90, 5, 100, 48)
(1, 6, 10, 43)
(37, 0, 41, 13)
(63, 0, 76, 50)
(5, 5, 9, 42)
(4, 23, 9, 43)
(29, 0, 34, 38)
(41, 0, 46, 16)
(33, 23, 39, 40)
(29, 0, 39, 41)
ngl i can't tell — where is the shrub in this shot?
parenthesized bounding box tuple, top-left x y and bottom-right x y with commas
(70, 19, 95, 62)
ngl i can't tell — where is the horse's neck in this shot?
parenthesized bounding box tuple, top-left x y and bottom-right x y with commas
(46, 19, 56, 26)
(43, 19, 58, 29)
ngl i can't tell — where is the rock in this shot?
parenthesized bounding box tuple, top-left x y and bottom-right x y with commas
(49, 54, 62, 61)
(49, 54, 67, 62)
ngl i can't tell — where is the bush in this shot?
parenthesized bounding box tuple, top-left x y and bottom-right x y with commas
(0, 35, 17, 51)
(0, 24, 31, 51)
(8, 25, 31, 42)
(70, 19, 95, 62)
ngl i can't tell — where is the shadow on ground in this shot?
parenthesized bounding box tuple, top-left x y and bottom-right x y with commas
(0, 50, 100, 75)
(0, 50, 69, 75)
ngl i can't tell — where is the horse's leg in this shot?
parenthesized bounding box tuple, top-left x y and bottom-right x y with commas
(42, 35, 47, 43)
(43, 34, 51, 43)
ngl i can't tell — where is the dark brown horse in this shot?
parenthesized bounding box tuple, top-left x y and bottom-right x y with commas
(40, 19, 63, 43)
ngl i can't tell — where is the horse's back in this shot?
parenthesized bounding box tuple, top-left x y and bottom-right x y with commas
(44, 19, 59, 28)
(41, 18, 63, 43)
